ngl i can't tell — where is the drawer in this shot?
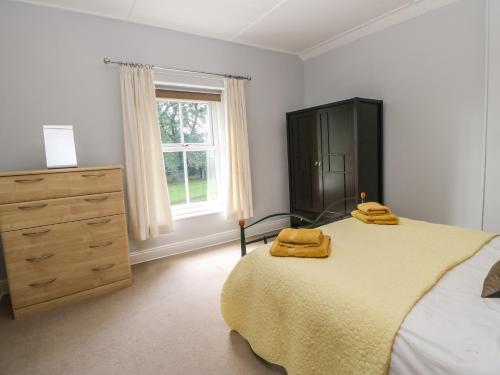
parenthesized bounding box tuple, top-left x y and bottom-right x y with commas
(8, 236, 131, 308)
(0, 192, 125, 232)
(1, 214, 127, 261)
(0, 168, 122, 205)
(5, 235, 129, 281)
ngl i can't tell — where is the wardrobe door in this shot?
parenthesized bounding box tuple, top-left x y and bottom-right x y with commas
(320, 104, 356, 215)
(287, 112, 323, 214)
(355, 101, 383, 204)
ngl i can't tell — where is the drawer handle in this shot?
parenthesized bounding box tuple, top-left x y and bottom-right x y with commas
(92, 263, 115, 271)
(14, 177, 45, 184)
(29, 278, 57, 287)
(26, 253, 54, 262)
(18, 203, 48, 210)
(89, 241, 113, 249)
(81, 173, 106, 178)
(87, 218, 111, 226)
(84, 196, 109, 203)
(22, 229, 51, 237)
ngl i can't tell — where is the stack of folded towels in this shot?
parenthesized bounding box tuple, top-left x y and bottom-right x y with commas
(351, 202, 399, 225)
(270, 228, 331, 258)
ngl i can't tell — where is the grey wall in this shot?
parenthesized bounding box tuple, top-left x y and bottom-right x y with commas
(0, 1, 304, 278)
(304, 0, 486, 229)
(0, 0, 493, 284)
(483, 0, 500, 232)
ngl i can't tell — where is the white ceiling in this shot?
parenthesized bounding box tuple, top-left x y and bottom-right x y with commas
(13, 0, 459, 59)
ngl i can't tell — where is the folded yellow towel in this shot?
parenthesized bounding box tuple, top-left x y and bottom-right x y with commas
(357, 202, 391, 216)
(270, 235, 331, 258)
(351, 210, 372, 224)
(276, 228, 323, 247)
(373, 219, 399, 225)
(351, 210, 400, 225)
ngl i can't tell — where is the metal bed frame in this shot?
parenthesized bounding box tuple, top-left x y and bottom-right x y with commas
(239, 197, 357, 257)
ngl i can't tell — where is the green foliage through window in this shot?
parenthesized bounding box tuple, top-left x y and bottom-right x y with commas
(158, 101, 180, 144)
(157, 99, 217, 207)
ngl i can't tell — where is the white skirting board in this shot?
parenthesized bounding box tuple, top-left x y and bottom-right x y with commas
(0, 218, 290, 290)
(130, 218, 289, 265)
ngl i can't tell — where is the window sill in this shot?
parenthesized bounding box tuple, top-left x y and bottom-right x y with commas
(172, 204, 223, 220)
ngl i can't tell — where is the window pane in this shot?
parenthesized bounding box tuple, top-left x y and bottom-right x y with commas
(182, 103, 210, 144)
(164, 152, 186, 205)
(187, 150, 216, 203)
(157, 101, 181, 144)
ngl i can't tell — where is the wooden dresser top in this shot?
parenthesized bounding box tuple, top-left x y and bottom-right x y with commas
(0, 165, 123, 177)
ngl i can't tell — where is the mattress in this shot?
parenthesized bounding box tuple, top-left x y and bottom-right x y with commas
(390, 236, 500, 375)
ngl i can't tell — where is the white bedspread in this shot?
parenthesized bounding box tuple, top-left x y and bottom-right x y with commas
(390, 236, 500, 374)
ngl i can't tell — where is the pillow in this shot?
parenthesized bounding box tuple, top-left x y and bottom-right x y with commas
(482, 261, 500, 298)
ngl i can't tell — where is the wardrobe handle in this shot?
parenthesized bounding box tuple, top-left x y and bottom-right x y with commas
(14, 177, 45, 184)
(22, 229, 51, 237)
(18, 203, 48, 210)
(26, 253, 54, 262)
(84, 196, 109, 203)
(89, 241, 113, 249)
(29, 278, 57, 287)
(81, 173, 106, 178)
(87, 218, 111, 226)
(92, 263, 115, 271)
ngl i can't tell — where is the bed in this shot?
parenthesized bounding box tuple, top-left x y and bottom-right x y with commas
(221, 217, 500, 375)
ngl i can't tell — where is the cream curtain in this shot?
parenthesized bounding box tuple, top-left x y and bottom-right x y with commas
(119, 65, 173, 240)
(207, 101, 224, 202)
(224, 78, 253, 219)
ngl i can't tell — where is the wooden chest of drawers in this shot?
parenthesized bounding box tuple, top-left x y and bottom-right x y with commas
(0, 166, 132, 319)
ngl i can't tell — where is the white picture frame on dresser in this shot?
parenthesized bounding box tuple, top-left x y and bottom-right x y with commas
(43, 125, 78, 169)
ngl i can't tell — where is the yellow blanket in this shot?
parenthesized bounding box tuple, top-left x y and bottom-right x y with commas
(221, 218, 496, 375)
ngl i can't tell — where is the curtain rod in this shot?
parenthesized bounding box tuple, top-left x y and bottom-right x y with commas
(103, 58, 251, 81)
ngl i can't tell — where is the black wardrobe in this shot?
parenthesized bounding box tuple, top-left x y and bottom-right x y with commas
(286, 98, 383, 225)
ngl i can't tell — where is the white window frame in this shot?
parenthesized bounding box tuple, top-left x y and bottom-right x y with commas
(157, 97, 222, 219)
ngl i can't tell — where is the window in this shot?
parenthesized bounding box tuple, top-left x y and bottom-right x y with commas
(156, 89, 222, 218)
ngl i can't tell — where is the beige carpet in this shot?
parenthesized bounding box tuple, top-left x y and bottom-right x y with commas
(0, 241, 286, 375)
